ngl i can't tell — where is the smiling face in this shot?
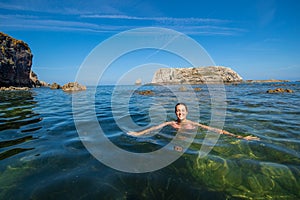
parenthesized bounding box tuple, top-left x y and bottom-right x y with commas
(175, 104, 188, 122)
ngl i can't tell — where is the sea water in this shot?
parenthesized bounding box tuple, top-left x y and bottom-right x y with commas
(0, 82, 299, 199)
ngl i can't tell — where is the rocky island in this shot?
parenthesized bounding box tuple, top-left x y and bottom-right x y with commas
(151, 66, 243, 84)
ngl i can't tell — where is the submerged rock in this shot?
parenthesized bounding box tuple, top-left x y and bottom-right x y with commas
(194, 87, 202, 91)
(178, 86, 187, 91)
(137, 90, 154, 95)
(62, 82, 86, 92)
(266, 88, 294, 93)
(152, 66, 243, 84)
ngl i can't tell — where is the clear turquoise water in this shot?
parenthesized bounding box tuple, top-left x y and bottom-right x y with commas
(0, 82, 299, 199)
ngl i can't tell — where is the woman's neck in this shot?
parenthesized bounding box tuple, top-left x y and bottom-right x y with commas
(177, 118, 187, 124)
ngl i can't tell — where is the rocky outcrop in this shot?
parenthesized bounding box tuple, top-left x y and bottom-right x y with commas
(39, 80, 50, 87)
(0, 32, 38, 87)
(62, 82, 86, 92)
(135, 78, 142, 85)
(29, 70, 42, 87)
(50, 82, 61, 89)
(151, 66, 243, 84)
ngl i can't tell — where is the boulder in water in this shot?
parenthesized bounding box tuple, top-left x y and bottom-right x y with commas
(50, 82, 61, 89)
(62, 82, 86, 92)
(266, 88, 294, 93)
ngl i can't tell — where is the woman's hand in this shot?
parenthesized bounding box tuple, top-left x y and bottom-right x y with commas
(127, 131, 142, 136)
(219, 130, 260, 141)
(242, 135, 260, 141)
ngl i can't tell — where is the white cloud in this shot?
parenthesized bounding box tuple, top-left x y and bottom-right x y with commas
(0, 14, 127, 32)
(80, 14, 230, 24)
(0, 3, 243, 36)
(0, 1, 125, 15)
(0, 13, 243, 36)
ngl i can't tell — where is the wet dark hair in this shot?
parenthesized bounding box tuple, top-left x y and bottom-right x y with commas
(175, 103, 188, 112)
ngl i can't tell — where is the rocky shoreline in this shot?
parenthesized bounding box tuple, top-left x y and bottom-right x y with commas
(0, 86, 30, 91)
(0, 82, 87, 91)
(0, 32, 86, 92)
(245, 79, 290, 83)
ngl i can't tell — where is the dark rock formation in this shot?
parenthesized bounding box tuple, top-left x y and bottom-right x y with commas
(62, 82, 86, 92)
(152, 66, 243, 84)
(0, 32, 37, 87)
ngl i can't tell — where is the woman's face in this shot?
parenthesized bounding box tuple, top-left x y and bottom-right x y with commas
(175, 104, 188, 121)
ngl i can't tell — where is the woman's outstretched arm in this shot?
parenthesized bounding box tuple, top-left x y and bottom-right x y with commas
(127, 121, 173, 136)
(190, 121, 260, 141)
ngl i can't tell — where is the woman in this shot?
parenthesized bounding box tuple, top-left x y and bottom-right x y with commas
(127, 103, 259, 141)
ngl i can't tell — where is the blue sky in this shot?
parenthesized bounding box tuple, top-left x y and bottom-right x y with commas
(1, 0, 299, 84)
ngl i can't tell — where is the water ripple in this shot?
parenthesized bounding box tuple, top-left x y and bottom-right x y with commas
(0, 83, 299, 199)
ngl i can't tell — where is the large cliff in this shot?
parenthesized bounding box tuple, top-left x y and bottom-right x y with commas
(0, 32, 38, 87)
(152, 66, 243, 84)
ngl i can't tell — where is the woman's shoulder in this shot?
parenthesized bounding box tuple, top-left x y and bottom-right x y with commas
(164, 121, 176, 125)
